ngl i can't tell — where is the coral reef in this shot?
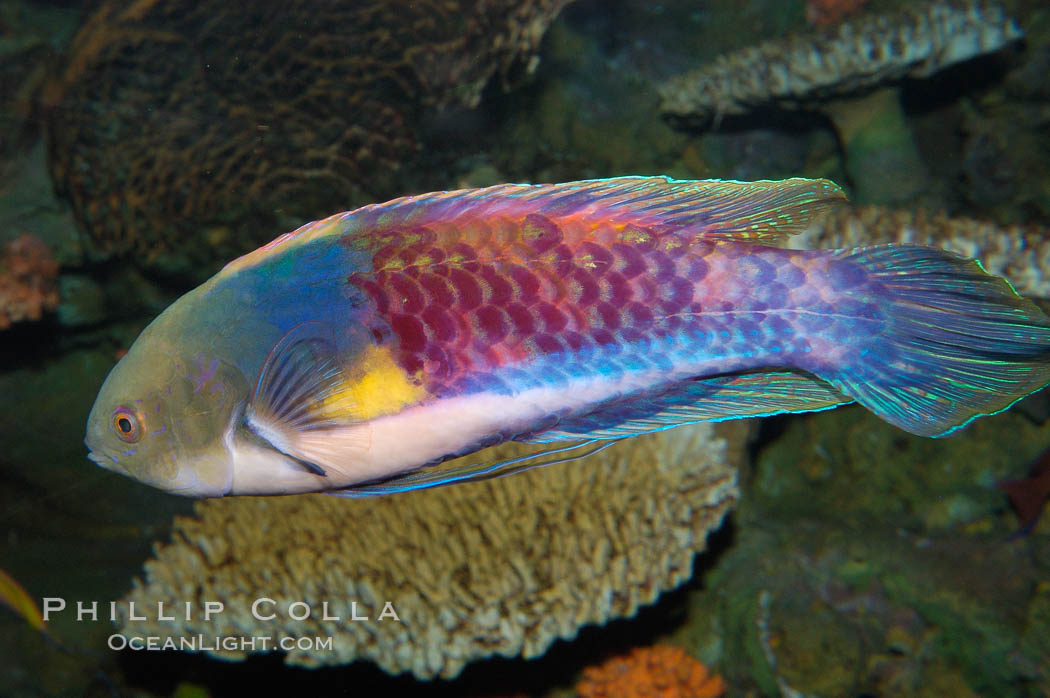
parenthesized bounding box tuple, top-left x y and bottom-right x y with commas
(793, 205, 1050, 297)
(44, 0, 572, 268)
(576, 644, 726, 698)
(5, 0, 1050, 695)
(659, 0, 1022, 124)
(0, 233, 59, 329)
(120, 422, 747, 679)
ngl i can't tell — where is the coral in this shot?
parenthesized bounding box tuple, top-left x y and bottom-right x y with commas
(659, 0, 1022, 204)
(792, 205, 1050, 297)
(576, 644, 726, 698)
(120, 422, 746, 679)
(805, 0, 869, 27)
(659, 0, 1022, 124)
(0, 234, 59, 329)
(44, 0, 572, 265)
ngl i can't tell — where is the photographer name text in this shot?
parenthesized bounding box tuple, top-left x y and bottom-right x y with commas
(41, 597, 401, 623)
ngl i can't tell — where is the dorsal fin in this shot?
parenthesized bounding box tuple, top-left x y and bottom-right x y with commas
(349, 176, 848, 245)
(224, 177, 850, 277)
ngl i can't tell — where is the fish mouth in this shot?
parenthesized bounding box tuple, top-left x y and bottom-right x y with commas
(87, 450, 121, 473)
(85, 448, 201, 496)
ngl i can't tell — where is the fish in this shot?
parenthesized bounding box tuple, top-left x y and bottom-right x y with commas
(998, 446, 1050, 534)
(0, 567, 47, 635)
(84, 176, 1050, 497)
(0, 568, 117, 695)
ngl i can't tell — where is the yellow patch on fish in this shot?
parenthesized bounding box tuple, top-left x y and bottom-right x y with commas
(318, 345, 427, 421)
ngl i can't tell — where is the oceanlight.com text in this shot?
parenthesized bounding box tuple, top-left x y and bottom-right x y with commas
(107, 634, 334, 652)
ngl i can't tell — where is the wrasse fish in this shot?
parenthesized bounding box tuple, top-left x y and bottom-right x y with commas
(85, 177, 1050, 497)
(0, 567, 47, 634)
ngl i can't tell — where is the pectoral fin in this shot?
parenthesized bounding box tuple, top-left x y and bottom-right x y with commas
(245, 322, 366, 471)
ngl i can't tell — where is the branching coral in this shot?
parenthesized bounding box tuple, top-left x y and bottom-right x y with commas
(120, 422, 746, 679)
(660, 0, 1023, 204)
(44, 0, 572, 263)
(660, 0, 1022, 124)
(0, 234, 59, 329)
(576, 644, 727, 698)
(793, 206, 1050, 298)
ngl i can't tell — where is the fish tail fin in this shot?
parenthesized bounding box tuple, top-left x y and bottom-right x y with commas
(825, 245, 1050, 437)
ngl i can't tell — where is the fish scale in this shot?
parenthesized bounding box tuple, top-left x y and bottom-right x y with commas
(352, 218, 864, 411)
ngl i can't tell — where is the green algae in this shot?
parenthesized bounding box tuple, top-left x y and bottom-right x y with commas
(749, 404, 1050, 533)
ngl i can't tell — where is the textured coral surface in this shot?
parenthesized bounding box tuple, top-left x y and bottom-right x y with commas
(45, 0, 570, 265)
(794, 205, 1050, 298)
(660, 0, 1022, 123)
(120, 423, 745, 679)
(576, 644, 726, 698)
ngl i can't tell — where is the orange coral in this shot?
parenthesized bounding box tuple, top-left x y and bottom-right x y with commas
(805, 0, 868, 26)
(0, 234, 59, 329)
(576, 645, 726, 698)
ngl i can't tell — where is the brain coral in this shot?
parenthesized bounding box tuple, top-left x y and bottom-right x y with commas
(44, 0, 571, 264)
(120, 422, 746, 679)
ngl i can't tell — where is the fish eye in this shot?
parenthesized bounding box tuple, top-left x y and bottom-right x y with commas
(112, 407, 144, 443)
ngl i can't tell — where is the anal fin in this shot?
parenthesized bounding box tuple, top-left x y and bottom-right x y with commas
(329, 440, 616, 497)
(521, 370, 852, 442)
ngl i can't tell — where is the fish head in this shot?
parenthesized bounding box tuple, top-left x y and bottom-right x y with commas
(85, 319, 249, 497)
